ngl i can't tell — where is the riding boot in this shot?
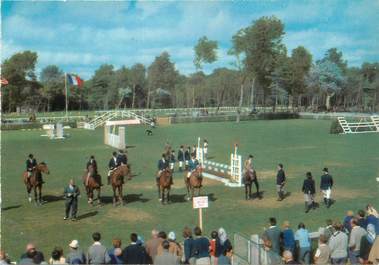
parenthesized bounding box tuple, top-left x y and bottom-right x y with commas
(327, 199, 331, 208)
(305, 202, 310, 213)
(170, 176, 173, 185)
(122, 176, 125, 184)
(323, 198, 327, 205)
(107, 176, 110, 185)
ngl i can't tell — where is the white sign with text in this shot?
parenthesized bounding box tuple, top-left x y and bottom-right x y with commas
(193, 196, 209, 209)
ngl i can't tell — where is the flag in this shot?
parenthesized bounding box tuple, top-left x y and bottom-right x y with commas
(67, 74, 83, 87)
(1, 78, 9, 85)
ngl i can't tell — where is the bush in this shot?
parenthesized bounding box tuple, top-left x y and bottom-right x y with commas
(330, 119, 343, 134)
(255, 112, 300, 120)
(0, 121, 77, 131)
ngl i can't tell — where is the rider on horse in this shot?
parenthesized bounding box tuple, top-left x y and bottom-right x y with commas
(187, 153, 200, 179)
(26, 154, 43, 183)
(157, 154, 172, 185)
(86, 155, 102, 186)
(116, 150, 127, 166)
(243, 155, 254, 176)
(184, 146, 191, 170)
(108, 151, 118, 184)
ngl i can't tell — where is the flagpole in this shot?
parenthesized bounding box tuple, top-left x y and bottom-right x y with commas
(65, 73, 68, 121)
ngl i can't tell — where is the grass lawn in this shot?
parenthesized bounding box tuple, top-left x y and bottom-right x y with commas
(1, 119, 379, 259)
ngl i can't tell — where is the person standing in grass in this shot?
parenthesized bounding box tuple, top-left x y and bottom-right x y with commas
(320, 167, 333, 208)
(276, 164, 286, 201)
(63, 179, 80, 221)
(302, 172, 316, 213)
(178, 146, 185, 172)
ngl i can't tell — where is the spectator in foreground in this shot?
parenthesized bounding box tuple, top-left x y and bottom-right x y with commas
(49, 247, 66, 264)
(209, 231, 218, 265)
(193, 226, 210, 265)
(217, 228, 232, 258)
(154, 240, 179, 265)
(0, 250, 10, 265)
(348, 218, 367, 265)
(328, 222, 348, 265)
(281, 221, 296, 255)
(295, 222, 311, 265)
(357, 210, 367, 229)
(343, 210, 354, 233)
(20, 243, 45, 265)
(217, 246, 232, 265)
(66, 240, 86, 265)
(314, 234, 330, 265)
(145, 229, 161, 263)
(167, 231, 182, 259)
(108, 238, 123, 264)
(282, 250, 297, 265)
(359, 224, 376, 264)
(368, 235, 379, 264)
(183, 227, 195, 265)
(87, 232, 111, 265)
(122, 233, 147, 265)
(366, 204, 379, 234)
(263, 217, 281, 254)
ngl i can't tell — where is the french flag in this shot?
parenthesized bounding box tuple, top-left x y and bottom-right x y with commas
(67, 74, 83, 87)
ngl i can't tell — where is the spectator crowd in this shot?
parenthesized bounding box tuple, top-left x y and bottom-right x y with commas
(1, 204, 379, 265)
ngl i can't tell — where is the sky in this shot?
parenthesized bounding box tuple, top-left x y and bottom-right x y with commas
(1, 0, 379, 80)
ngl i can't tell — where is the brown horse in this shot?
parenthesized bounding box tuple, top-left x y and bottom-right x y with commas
(82, 165, 102, 205)
(185, 167, 203, 200)
(23, 162, 50, 205)
(110, 164, 132, 206)
(244, 169, 261, 200)
(158, 169, 173, 204)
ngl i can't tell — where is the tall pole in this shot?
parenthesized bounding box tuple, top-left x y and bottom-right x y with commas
(65, 73, 68, 121)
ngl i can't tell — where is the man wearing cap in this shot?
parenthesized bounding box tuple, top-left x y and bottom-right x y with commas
(276, 163, 286, 201)
(86, 155, 101, 186)
(187, 153, 200, 179)
(108, 151, 118, 185)
(320, 167, 334, 208)
(157, 154, 170, 184)
(64, 179, 80, 221)
(177, 146, 185, 172)
(302, 172, 316, 213)
(116, 150, 128, 166)
(26, 154, 37, 178)
(66, 240, 86, 265)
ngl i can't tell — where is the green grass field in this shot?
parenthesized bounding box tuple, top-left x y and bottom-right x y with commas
(1, 119, 379, 259)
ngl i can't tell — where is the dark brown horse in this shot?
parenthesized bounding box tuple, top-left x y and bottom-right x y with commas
(244, 169, 261, 200)
(23, 162, 50, 205)
(110, 164, 132, 206)
(158, 169, 173, 204)
(82, 165, 101, 205)
(185, 167, 203, 200)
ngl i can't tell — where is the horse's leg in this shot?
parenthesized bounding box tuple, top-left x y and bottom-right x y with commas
(112, 186, 117, 206)
(245, 185, 248, 200)
(38, 185, 42, 204)
(167, 188, 171, 203)
(97, 188, 101, 205)
(26, 185, 32, 203)
(249, 183, 252, 199)
(34, 187, 38, 205)
(120, 185, 125, 206)
(157, 185, 161, 201)
(161, 188, 165, 204)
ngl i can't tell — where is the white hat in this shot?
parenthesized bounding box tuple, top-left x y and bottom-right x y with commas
(168, 231, 176, 241)
(69, 240, 79, 249)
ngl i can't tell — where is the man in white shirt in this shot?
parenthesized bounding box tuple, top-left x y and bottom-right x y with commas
(349, 218, 367, 265)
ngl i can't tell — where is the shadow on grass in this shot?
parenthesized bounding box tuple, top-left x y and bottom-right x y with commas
(250, 190, 265, 200)
(1, 204, 22, 211)
(42, 195, 64, 203)
(77, 210, 98, 220)
(126, 145, 136, 149)
(100, 193, 150, 205)
(169, 194, 188, 203)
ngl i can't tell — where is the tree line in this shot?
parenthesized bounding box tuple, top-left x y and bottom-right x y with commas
(2, 16, 378, 114)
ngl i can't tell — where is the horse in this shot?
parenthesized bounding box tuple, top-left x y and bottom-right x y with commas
(244, 169, 261, 200)
(157, 169, 173, 204)
(185, 167, 203, 200)
(110, 164, 132, 206)
(23, 162, 50, 205)
(82, 165, 102, 205)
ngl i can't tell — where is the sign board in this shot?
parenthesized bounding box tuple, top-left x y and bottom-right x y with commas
(193, 196, 208, 209)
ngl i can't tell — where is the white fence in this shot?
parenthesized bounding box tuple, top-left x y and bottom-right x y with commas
(104, 126, 126, 149)
(337, 115, 379, 134)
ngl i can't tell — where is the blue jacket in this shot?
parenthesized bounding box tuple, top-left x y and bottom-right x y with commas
(320, 174, 333, 190)
(158, 159, 169, 170)
(178, 149, 185, 161)
(26, 158, 37, 171)
(117, 154, 127, 166)
(189, 159, 199, 171)
(281, 228, 296, 250)
(184, 150, 191, 161)
(367, 215, 379, 234)
(184, 237, 195, 263)
(193, 237, 209, 259)
(108, 157, 118, 170)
